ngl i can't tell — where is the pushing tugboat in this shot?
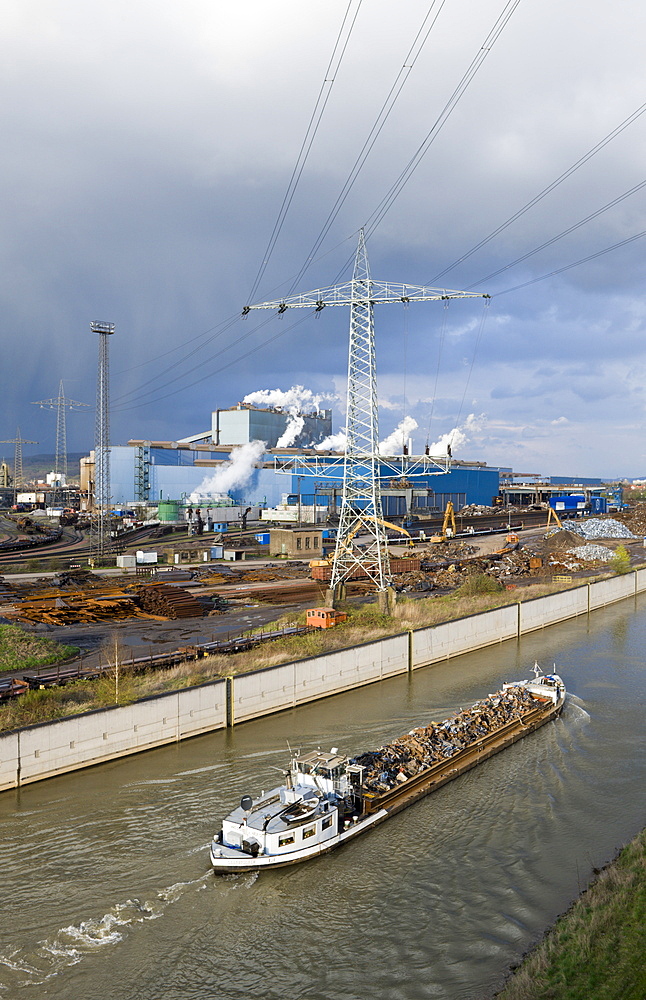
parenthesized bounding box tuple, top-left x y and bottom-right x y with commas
(209, 665, 566, 873)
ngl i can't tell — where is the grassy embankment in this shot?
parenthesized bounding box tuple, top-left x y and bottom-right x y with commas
(0, 574, 588, 732)
(0, 624, 78, 672)
(495, 828, 646, 1000)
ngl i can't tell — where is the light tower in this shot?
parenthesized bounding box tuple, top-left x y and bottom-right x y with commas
(91, 320, 115, 557)
(0, 427, 38, 502)
(32, 380, 90, 491)
(245, 230, 488, 602)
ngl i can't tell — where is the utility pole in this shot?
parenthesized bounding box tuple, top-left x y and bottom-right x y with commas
(91, 321, 115, 558)
(32, 380, 90, 493)
(0, 427, 38, 503)
(245, 230, 488, 603)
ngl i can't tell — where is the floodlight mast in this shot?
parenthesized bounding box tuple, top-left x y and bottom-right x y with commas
(244, 230, 488, 598)
(91, 321, 115, 557)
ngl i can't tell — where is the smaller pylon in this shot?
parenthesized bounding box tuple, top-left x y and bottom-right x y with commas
(0, 427, 38, 501)
(32, 380, 90, 488)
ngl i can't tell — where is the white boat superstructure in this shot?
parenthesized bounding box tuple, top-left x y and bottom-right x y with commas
(210, 749, 382, 872)
(209, 667, 566, 873)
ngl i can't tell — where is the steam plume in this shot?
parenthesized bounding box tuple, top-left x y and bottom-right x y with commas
(190, 440, 265, 499)
(378, 416, 418, 456)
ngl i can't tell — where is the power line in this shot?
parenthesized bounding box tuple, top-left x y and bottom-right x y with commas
(495, 229, 646, 296)
(428, 100, 646, 284)
(286, 0, 448, 295)
(112, 311, 314, 414)
(467, 177, 646, 288)
(246, 0, 363, 305)
(363, 0, 522, 243)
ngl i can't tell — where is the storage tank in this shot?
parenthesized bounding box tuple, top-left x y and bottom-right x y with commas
(158, 500, 181, 523)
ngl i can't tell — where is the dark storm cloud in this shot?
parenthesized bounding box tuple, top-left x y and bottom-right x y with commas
(1, 0, 645, 475)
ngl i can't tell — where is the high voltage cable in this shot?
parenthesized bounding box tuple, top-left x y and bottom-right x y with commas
(115, 2, 447, 409)
(363, 0, 522, 244)
(112, 313, 313, 414)
(286, 0, 448, 296)
(467, 177, 646, 288)
(328, 0, 523, 286)
(428, 101, 646, 284)
(112, 312, 277, 410)
(113, 2, 362, 392)
(495, 229, 646, 296)
(246, 0, 363, 305)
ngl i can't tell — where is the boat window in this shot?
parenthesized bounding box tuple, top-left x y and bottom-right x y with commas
(302, 825, 316, 839)
(279, 834, 295, 847)
(322, 816, 333, 830)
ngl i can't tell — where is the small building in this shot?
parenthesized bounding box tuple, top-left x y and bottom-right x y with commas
(270, 527, 323, 559)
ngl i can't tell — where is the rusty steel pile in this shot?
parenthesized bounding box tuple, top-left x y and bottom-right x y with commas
(352, 685, 538, 794)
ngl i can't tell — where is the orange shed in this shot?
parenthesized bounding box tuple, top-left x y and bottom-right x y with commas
(306, 607, 348, 628)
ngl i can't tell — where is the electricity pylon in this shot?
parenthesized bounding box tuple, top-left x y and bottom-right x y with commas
(32, 380, 90, 487)
(0, 427, 38, 501)
(91, 321, 115, 557)
(245, 230, 488, 597)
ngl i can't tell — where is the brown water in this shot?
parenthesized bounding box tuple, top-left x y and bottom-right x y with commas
(1, 596, 644, 999)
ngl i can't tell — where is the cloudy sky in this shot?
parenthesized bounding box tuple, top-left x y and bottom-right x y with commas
(2, 0, 645, 478)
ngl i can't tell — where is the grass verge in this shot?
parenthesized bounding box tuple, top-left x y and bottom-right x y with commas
(0, 574, 630, 733)
(495, 828, 646, 1000)
(0, 624, 79, 671)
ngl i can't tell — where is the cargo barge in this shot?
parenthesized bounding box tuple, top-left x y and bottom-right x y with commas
(209, 667, 565, 872)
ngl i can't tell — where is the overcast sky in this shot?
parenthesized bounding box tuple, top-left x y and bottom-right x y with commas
(2, 0, 645, 479)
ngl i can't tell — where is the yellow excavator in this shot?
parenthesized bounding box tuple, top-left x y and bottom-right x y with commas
(428, 501, 457, 543)
(309, 515, 413, 568)
(546, 506, 563, 529)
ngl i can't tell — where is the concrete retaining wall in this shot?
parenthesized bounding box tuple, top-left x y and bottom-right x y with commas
(0, 679, 226, 792)
(412, 605, 518, 668)
(0, 732, 19, 795)
(519, 587, 589, 632)
(233, 634, 409, 724)
(589, 573, 635, 610)
(1, 571, 644, 792)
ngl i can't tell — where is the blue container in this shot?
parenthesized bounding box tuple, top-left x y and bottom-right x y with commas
(255, 532, 270, 545)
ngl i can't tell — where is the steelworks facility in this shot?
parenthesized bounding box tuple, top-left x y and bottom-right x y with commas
(79, 401, 611, 520)
(79, 402, 504, 518)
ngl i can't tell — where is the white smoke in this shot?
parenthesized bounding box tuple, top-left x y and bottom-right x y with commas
(315, 430, 347, 452)
(378, 416, 418, 456)
(275, 415, 305, 448)
(242, 385, 333, 413)
(429, 413, 483, 456)
(189, 440, 265, 500)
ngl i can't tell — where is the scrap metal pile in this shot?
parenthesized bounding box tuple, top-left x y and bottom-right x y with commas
(560, 518, 636, 540)
(352, 685, 538, 794)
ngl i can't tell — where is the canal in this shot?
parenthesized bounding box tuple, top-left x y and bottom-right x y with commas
(1, 594, 644, 999)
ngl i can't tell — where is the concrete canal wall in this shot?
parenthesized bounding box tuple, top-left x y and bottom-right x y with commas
(1, 571, 644, 792)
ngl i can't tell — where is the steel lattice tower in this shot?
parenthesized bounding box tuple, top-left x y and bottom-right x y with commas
(32, 380, 89, 489)
(91, 321, 115, 556)
(246, 231, 488, 596)
(0, 427, 38, 501)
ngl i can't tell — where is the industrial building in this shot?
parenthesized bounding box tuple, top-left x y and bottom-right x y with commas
(78, 401, 615, 524)
(177, 403, 332, 449)
(80, 439, 504, 519)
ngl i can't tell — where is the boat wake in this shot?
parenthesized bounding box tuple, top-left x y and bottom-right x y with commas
(566, 695, 591, 725)
(0, 873, 212, 990)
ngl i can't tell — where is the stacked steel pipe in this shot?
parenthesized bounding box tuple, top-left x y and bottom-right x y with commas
(134, 583, 204, 619)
